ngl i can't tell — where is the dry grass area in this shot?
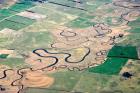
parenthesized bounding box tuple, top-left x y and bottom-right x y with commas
(25, 51, 56, 70)
(17, 11, 47, 20)
(0, 66, 19, 93)
(0, 28, 16, 37)
(0, 50, 13, 54)
(109, 25, 131, 36)
(26, 24, 129, 71)
(0, 66, 54, 93)
(123, 10, 140, 21)
(22, 70, 54, 88)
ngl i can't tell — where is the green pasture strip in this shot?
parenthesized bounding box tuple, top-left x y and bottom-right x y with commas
(0, 9, 16, 21)
(49, 0, 112, 12)
(99, 0, 112, 3)
(45, 2, 85, 15)
(128, 27, 140, 33)
(30, 6, 95, 22)
(88, 58, 128, 75)
(0, 16, 7, 21)
(78, 13, 95, 19)
(0, 54, 9, 59)
(107, 45, 138, 59)
(72, 72, 112, 93)
(117, 33, 140, 46)
(7, 15, 36, 25)
(66, 17, 96, 28)
(0, 19, 27, 30)
(25, 88, 62, 93)
(48, 0, 80, 11)
(0, 9, 16, 16)
(48, 71, 81, 91)
(128, 17, 140, 28)
(29, 6, 53, 15)
(30, 6, 71, 23)
(48, 0, 76, 6)
(0, 15, 35, 30)
(8, 2, 35, 13)
(0, 58, 25, 67)
(41, 2, 88, 20)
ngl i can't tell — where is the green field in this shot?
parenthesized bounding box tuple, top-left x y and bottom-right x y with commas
(0, 9, 16, 21)
(118, 34, 140, 46)
(30, 6, 54, 15)
(48, 0, 76, 7)
(25, 88, 62, 93)
(95, 45, 138, 75)
(0, 58, 25, 67)
(8, 2, 35, 12)
(0, 54, 9, 59)
(30, 6, 75, 24)
(107, 45, 138, 59)
(7, 15, 36, 25)
(49, 71, 111, 93)
(0, 15, 35, 30)
(127, 17, 140, 33)
(9, 32, 53, 50)
(88, 58, 128, 75)
(45, 3, 85, 15)
(48, 0, 112, 12)
(128, 17, 140, 28)
(128, 28, 140, 33)
(48, 71, 81, 91)
(78, 13, 95, 19)
(0, 19, 27, 30)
